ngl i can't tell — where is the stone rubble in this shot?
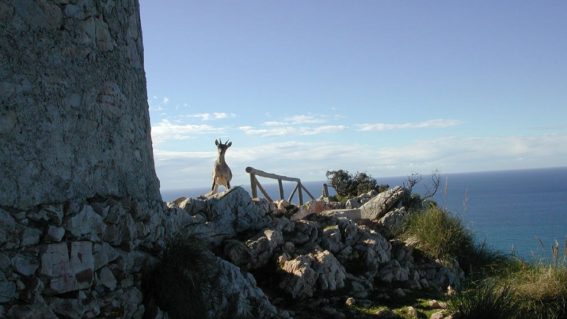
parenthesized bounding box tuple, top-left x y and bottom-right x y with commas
(1, 184, 465, 318)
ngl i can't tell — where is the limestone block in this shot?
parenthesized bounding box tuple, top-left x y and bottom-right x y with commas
(320, 226, 343, 254)
(0, 272, 16, 303)
(21, 227, 42, 246)
(0, 208, 21, 249)
(93, 242, 119, 270)
(12, 254, 39, 277)
(360, 186, 407, 220)
(378, 208, 410, 237)
(280, 247, 352, 298)
(45, 226, 65, 242)
(207, 257, 278, 318)
(246, 228, 284, 269)
(98, 267, 117, 290)
(0, 254, 10, 272)
(41, 241, 94, 294)
(7, 303, 58, 319)
(27, 204, 64, 225)
(51, 298, 86, 319)
(64, 205, 105, 240)
(285, 220, 318, 245)
(312, 250, 347, 291)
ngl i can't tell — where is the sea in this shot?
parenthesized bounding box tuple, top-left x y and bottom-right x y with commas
(161, 167, 567, 261)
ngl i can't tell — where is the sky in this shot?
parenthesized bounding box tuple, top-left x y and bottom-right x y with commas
(139, 1, 567, 191)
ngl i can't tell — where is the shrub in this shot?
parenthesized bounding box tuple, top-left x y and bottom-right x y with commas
(402, 206, 474, 261)
(144, 237, 215, 319)
(326, 169, 384, 198)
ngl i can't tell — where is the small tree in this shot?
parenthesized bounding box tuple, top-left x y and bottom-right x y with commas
(326, 169, 380, 198)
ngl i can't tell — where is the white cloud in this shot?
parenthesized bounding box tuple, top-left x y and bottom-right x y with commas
(153, 133, 567, 191)
(162, 96, 169, 104)
(357, 119, 462, 131)
(239, 125, 346, 137)
(263, 114, 327, 127)
(151, 119, 225, 145)
(185, 112, 235, 121)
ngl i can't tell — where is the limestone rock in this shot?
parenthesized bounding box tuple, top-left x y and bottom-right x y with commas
(20, 227, 42, 246)
(64, 205, 105, 241)
(223, 239, 253, 269)
(378, 207, 410, 237)
(93, 243, 120, 270)
(12, 254, 39, 276)
(246, 228, 284, 269)
(311, 250, 347, 291)
(0, 208, 21, 249)
(360, 186, 407, 220)
(208, 257, 278, 318)
(0, 272, 16, 303)
(27, 204, 64, 225)
(175, 187, 271, 246)
(41, 241, 94, 294)
(98, 267, 117, 290)
(7, 303, 58, 319)
(320, 225, 343, 254)
(285, 220, 318, 246)
(279, 249, 346, 299)
(45, 226, 65, 242)
(278, 254, 318, 299)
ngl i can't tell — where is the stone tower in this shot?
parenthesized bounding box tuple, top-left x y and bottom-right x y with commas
(0, 0, 165, 317)
(0, 0, 161, 209)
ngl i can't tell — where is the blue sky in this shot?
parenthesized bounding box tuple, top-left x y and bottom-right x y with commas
(139, 1, 567, 190)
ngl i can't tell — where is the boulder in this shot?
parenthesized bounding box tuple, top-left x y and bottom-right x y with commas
(320, 209, 361, 220)
(278, 254, 318, 299)
(278, 249, 346, 299)
(360, 186, 407, 220)
(171, 187, 271, 246)
(207, 257, 278, 318)
(246, 228, 284, 269)
(223, 239, 254, 269)
(378, 207, 410, 237)
(285, 220, 318, 246)
(311, 250, 347, 291)
(320, 225, 344, 254)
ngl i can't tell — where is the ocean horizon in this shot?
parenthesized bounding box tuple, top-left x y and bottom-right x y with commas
(161, 166, 567, 261)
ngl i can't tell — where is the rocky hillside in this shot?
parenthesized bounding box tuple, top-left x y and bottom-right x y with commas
(158, 186, 464, 319)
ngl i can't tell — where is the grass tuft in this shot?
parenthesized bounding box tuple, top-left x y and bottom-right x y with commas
(402, 206, 474, 261)
(449, 280, 518, 319)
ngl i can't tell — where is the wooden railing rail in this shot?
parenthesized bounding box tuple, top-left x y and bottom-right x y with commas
(245, 166, 315, 205)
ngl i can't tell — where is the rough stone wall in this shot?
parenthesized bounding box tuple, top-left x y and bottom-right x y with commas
(0, 198, 168, 318)
(0, 0, 161, 210)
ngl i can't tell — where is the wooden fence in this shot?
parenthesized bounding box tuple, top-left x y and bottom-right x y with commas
(245, 166, 315, 205)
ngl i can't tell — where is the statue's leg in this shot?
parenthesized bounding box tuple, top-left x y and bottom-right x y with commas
(227, 181, 231, 189)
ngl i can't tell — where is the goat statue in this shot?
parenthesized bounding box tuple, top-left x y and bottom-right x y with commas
(211, 139, 233, 194)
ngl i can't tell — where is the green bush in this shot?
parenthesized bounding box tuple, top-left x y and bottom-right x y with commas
(144, 237, 215, 319)
(326, 169, 385, 198)
(402, 206, 474, 261)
